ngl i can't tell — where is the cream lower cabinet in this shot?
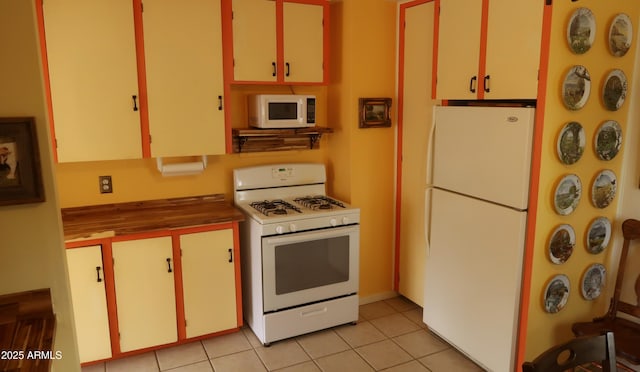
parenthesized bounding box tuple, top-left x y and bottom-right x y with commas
(66, 246, 112, 363)
(112, 237, 177, 352)
(180, 229, 237, 338)
(142, 0, 225, 157)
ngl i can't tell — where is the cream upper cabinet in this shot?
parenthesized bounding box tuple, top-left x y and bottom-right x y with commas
(436, 0, 543, 100)
(483, 0, 543, 99)
(435, 0, 482, 100)
(143, 0, 225, 157)
(282, 2, 324, 83)
(66, 246, 112, 363)
(231, 0, 326, 83)
(112, 237, 177, 352)
(180, 229, 237, 338)
(232, 0, 278, 82)
(43, 0, 142, 162)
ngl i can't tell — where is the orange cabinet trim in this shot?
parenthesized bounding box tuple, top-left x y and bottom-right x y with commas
(34, 0, 57, 163)
(133, 0, 151, 158)
(515, 2, 553, 369)
(477, 0, 490, 99)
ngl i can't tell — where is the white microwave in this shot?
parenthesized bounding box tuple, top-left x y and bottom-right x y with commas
(248, 94, 316, 128)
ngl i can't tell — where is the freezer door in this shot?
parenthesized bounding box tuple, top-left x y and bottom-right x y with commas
(424, 188, 526, 372)
(432, 106, 534, 210)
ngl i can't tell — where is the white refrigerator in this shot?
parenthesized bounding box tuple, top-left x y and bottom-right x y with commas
(423, 106, 535, 372)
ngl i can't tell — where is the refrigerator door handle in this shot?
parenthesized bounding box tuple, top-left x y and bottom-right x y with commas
(424, 188, 432, 257)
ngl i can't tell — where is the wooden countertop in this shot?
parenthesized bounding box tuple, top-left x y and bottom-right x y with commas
(61, 194, 244, 241)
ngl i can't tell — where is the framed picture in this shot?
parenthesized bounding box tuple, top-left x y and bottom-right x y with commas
(359, 98, 391, 128)
(0, 117, 44, 206)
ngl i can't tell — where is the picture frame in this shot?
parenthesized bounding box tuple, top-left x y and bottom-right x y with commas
(0, 117, 45, 206)
(359, 98, 392, 128)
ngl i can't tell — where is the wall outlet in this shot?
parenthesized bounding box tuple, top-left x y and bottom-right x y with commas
(99, 176, 113, 194)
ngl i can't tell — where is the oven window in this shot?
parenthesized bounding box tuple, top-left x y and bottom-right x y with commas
(268, 102, 298, 120)
(274, 236, 349, 295)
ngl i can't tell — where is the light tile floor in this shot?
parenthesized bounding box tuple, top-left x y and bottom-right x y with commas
(81, 296, 484, 372)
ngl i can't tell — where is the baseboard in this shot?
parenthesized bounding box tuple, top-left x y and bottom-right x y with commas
(358, 291, 399, 305)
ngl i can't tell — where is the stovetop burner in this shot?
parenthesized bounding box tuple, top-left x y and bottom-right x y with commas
(250, 200, 302, 216)
(294, 195, 346, 210)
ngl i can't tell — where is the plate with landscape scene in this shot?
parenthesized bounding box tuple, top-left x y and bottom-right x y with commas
(563, 65, 591, 110)
(602, 69, 627, 111)
(557, 121, 585, 165)
(609, 13, 633, 57)
(586, 217, 611, 254)
(544, 274, 570, 313)
(591, 170, 617, 209)
(567, 8, 596, 54)
(554, 174, 582, 215)
(581, 263, 606, 300)
(548, 224, 575, 264)
(595, 120, 622, 161)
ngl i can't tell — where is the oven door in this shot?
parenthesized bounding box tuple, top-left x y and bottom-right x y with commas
(262, 225, 359, 312)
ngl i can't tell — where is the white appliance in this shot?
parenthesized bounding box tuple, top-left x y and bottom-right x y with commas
(233, 163, 359, 346)
(247, 94, 316, 128)
(424, 106, 535, 372)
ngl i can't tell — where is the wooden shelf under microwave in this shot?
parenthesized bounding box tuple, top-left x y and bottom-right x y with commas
(232, 127, 333, 153)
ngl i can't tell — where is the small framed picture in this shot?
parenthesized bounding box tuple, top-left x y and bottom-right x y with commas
(359, 98, 391, 128)
(0, 117, 45, 206)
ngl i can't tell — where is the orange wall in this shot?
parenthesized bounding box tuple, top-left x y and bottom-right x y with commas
(327, 0, 397, 299)
(524, 0, 640, 360)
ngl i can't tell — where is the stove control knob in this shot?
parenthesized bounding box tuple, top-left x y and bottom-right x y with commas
(289, 224, 297, 233)
(275, 225, 284, 234)
(342, 217, 350, 225)
(330, 218, 337, 227)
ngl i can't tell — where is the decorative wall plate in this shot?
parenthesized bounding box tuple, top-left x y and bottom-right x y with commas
(554, 174, 582, 215)
(609, 13, 633, 57)
(557, 121, 585, 165)
(581, 264, 606, 300)
(563, 66, 591, 110)
(568, 8, 596, 54)
(602, 69, 627, 111)
(586, 217, 612, 254)
(591, 170, 617, 209)
(544, 274, 570, 313)
(549, 224, 576, 264)
(595, 120, 622, 161)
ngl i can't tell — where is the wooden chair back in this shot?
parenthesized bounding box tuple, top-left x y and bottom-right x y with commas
(522, 332, 617, 372)
(609, 219, 640, 320)
(572, 219, 640, 365)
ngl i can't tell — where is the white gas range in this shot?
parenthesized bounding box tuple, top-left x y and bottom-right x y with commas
(234, 163, 360, 346)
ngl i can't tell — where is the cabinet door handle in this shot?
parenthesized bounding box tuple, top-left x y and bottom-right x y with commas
(484, 75, 491, 93)
(469, 76, 477, 93)
(132, 95, 138, 111)
(272, 62, 277, 77)
(166, 258, 173, 273)
(285, 62, 290, 77)
(228, 248, 233, 263)
(96, 266, 103, 282)
(218, 95, 223, 111)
